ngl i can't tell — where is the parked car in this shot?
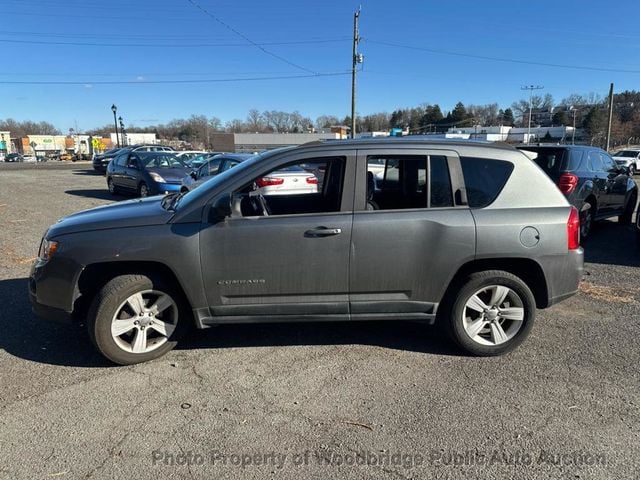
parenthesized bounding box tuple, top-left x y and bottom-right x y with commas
(611, 148, 640, 175)
(92, 148, 122, 173)
(30, 138, 583, 364)
(188, 151, 226, 169)
(106, 150, 190, 197)
(175, 151, 207, 165)
(181, 153, 253, 192)
(517, 144, 637, 239)
(4, 153, 23, 162)
(93, 145, 174, 173)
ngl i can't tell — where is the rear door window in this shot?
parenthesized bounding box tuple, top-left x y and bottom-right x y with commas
(520, 148, 567, 175)
(460, 157, 514, 208)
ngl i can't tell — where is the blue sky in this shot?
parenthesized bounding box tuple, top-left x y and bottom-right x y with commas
(1, 0, 639, 131)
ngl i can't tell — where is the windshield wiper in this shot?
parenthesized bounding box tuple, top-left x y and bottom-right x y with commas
(160, 192, 181, 211)
(161, 191, 187, 211)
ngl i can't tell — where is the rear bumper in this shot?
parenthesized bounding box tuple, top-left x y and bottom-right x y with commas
(543, 247, 584, 307)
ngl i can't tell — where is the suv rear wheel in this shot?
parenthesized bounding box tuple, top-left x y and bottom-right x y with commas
(619, 191, 637, 225)
(580, 203, 594, 239)
(87, 274, 187, 365)
(443, 270, 536, 356)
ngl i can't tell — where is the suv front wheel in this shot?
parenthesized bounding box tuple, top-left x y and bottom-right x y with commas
(443, 270, 536, 356)
(88, 274, 187, 365)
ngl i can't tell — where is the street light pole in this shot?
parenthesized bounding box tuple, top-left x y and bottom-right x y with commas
(570, 106, 577, 145)
(521, 85, 544, 143)
(111, 104, 120, 148)
(119, 116, 126, 146)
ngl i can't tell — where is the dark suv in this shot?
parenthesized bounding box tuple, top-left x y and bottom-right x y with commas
(517, 145, 637, 238)
(30, 139, 583, 364)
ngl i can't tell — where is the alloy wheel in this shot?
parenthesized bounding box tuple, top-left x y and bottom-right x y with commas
(110, 290, 178, 354)
(462, 285, 525, 346)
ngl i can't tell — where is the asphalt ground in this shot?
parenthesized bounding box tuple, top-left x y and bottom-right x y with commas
(0, 163, 638, 479)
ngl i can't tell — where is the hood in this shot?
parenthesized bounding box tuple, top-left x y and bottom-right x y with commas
(147, 167, 189, 183)
(47, 196, 174, 238)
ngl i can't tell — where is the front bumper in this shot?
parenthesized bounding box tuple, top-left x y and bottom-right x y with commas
(28, 275, 72, 323)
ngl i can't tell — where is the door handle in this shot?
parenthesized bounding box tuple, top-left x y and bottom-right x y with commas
(304, 227, 342, 237)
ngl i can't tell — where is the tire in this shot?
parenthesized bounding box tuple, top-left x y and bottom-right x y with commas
(87, 274, 189, 365)
(580, 203, 594, 240)
(619, 191, 637, 225)
(107, 177, 118, 195)
(138, 182, 149, 198)
(441, 270, 536, 356)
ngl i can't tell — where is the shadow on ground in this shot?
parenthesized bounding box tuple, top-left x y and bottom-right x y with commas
(583, 219, 640, 267)
(72, 169, 103, 176)
(0, 277, 457, 368)
(65, 189, 128, 201)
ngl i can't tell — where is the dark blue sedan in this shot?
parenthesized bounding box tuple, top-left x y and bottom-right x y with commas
(106, 151, 190, 197)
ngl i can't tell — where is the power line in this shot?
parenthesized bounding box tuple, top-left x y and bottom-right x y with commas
(0, 72, 350, 85)
(365, 39, 640, 74)
(0, 29, 350, 41)
(0, 37, 349, 48)
(184, 0, 316, 74)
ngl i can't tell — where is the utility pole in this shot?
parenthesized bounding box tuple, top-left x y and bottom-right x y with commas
(605, 82, 614, 152)
(350, 7, 363, 139)
(521, 85, 544, 143)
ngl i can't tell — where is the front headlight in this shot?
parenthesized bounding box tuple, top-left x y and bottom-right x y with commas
(149, 172, 165, 183)
(38, 238, 59, 262)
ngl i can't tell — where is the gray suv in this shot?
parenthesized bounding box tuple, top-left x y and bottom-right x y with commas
(29, 139, 583, 364)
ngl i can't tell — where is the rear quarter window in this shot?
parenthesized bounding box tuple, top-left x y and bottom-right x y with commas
(460, 157, 514, 208)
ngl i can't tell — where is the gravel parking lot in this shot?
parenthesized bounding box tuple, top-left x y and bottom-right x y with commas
(0, 163, 638, 479)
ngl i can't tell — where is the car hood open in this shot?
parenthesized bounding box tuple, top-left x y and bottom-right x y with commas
(47, 196, 173, 237)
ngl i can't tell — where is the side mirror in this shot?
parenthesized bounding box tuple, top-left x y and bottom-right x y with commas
(190, 170, 198, 180)
(208, 193, 232, 223)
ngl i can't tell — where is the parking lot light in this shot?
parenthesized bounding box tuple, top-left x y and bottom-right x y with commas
(111, 104, 120, 148)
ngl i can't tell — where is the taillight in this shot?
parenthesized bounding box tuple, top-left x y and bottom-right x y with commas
(306, 177, 318, 184)
(256, 177, 284, 188)
(567, 206, 580, 250)
(558, 173, 578, 194)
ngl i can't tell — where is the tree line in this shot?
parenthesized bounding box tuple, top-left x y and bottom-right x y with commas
(2, 90, 639, 149)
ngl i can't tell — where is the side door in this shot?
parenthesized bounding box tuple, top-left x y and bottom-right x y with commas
(349, 149, 476, 321)
(199, 150, 356, 321)
(601, 152, 627, 212)
(123, 153, 142, 190)
(109, 152, 127, 187)
(586, 149, 610, 213)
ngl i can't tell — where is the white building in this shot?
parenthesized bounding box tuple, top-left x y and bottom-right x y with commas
(446, 125, 576, 143)
(110, 132, 158, 146)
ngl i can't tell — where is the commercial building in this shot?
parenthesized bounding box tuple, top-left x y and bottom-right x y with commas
(0, 131, 12, 156)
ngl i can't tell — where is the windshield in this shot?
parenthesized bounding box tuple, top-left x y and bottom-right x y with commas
(139, 152, 187, 169)
(615, 150, 639, 158)
(175, 148, 293, 210)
